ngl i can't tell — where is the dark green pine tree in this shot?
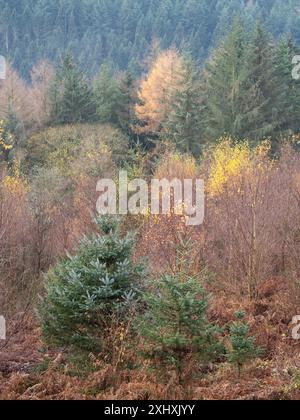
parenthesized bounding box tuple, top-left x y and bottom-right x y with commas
(49, 53, 95, 125)
(38, 216, 146, 353)
(203, 18, 246, 141)
(136, 236, 224, 383)
(274, 35, 300, 140)
(163, 55, 204, 156)
(136, 273, 224, 382)
(93, 63, 122, 125)
(238, 23, 279, 143)
(117, 71, 137, 135)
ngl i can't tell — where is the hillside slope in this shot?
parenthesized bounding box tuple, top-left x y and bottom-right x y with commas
(0, 0, 300, 77)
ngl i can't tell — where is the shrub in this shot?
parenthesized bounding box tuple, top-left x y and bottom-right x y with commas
(0, 164, 36, 318)
(203, 138, 276, 300)
(25, 123, 129, 173)
(38, 216, 146, 353)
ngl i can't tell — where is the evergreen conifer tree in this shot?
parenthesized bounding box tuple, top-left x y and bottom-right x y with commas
(228, 311, 263, 376)
(238, 22, 279, 143)
(203, 18, 246, 141)
(38, 216, 146, 353)
(118, 71, 137, 134)
(49, 53, 95, 125)
(136, 235, 223, 382)
(274, 36, 300, 140)
(93, 63, 122, 125)
(163, 56, 204, 156)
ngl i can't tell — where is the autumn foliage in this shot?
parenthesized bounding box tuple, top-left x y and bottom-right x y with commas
(135, 49, 185, 134)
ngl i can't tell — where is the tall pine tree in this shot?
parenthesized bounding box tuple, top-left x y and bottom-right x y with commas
(274, 35, 300, 140)
(163, 55, 204, 156)
(49, 53, 95, 125)
(203, 18, 246, 141)
(118, 71, 137, 134)
(238, 22, 279, 143)
(203, 20, 289, 145)
(93, 63, 122, 125)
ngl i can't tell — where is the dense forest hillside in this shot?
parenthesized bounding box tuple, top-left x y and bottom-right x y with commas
(1, 0, 300, 77)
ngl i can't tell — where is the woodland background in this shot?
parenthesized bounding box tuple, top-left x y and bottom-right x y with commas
(1, 0, 300, 78)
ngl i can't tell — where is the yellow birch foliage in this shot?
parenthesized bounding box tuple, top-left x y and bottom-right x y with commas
(207, 137, 272, 196)
(3, 159, 28, 194)
(0, 119, 13, 153)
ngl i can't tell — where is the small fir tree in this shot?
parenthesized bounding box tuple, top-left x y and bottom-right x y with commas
(136, 236, 224, 383)
(38, 216, 146, 353)
(227, 311, 263, 376)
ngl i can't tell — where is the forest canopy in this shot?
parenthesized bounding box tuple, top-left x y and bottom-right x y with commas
(1, 0, 300, 78)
